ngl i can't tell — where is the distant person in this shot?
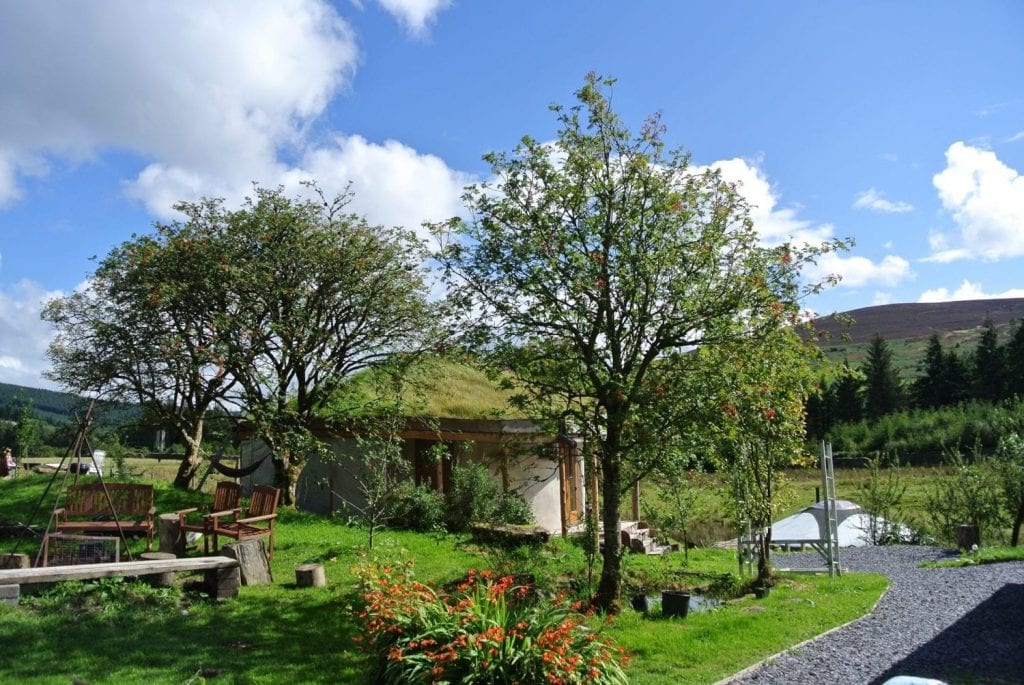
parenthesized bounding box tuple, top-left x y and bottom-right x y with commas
(1, 447, 14, 478)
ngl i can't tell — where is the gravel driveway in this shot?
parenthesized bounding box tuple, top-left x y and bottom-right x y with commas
(724, 546, 1024, 685)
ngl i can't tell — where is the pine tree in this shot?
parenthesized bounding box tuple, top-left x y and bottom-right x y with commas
(1004, 320, 1024, 399)
(914, 334, 946, 408)
(943, 347, 971, 405)
(972, 319, 1005, 402)
(862, 333, 902, 419)
(804, 376, 834, 440)
(832, 359, 863, 423)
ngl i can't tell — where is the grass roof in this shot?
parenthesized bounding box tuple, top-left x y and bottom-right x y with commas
(323, 356, 526, 420)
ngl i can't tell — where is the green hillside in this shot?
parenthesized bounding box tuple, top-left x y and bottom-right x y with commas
(0, 382, 142, 432)
(0, 382, 80, 425)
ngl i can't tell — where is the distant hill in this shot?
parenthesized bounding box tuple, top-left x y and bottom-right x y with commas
(813, 298, 1024, 344)
(0, 382, 142, 430)
(0, 382, 82, 425)
(813, 298, 1024, 377)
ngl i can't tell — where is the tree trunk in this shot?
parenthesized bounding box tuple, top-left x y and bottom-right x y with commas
(594, 408, 628, 612)
(595, 454, 622, 611)
(758, 451, 773, 584)
(272, 453, 300, 506)
(222, 539, 273, 585)
(757, 526, 772, 584)
(1011, 500, 1024, 547)
(172, 419, 205, 490)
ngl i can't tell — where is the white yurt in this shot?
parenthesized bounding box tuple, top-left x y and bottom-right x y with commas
(770, 499, 908, 547)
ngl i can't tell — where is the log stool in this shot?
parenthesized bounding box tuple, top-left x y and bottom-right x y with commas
(158, 513, 186, 556)
(1, 553, 30, 569)
(295, 563, 326, 588)
(138, 552, 177, 587)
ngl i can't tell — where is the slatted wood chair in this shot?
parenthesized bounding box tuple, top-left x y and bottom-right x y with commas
(176, 481, 242, 555)
(208, 485, 281, 559)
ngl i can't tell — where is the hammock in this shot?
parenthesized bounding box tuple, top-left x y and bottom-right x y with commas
(210, 454, 269, 479)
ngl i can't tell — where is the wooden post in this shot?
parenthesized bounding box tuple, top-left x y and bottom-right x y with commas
(158, 513, 185, 556)
(295, 563, 326, 588)
(558, 449, 569, 538)
(587, 445, 600, 531)
(222, 538, 272, 586)
(631, 480, 641, 521)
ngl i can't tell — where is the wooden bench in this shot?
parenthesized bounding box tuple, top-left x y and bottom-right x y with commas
(0, 556, 241, 605)
(54, 483, 156, 551)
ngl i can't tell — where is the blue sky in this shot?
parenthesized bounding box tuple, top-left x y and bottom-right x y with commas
(1, 1, 1023, 389)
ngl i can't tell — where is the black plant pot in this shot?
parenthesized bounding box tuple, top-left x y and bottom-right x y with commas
(661, 590, 690, 618)
(630, 594, 653, 612)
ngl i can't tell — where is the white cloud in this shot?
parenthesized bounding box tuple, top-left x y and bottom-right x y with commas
(918, 280, 1024, 303)
(805, 253, 912, 289)
(703, 157, 911, 290)
(1008, 131, 1024, 143)
(376, 0, 452, 35)
(0, 280, 61, 389)
(922, 248, 973, 264)
(0, 3, 469, 236)
(0, 1, 358, 213)
(853, 187, 913, 214)
(280, 134, 473, 239)
(931, 141, 1024, 260)
(703, 157, 833, 247)
(872, 292, 893, 306)
(135, 134, 471, 240)
(975, 102, 1008, 118)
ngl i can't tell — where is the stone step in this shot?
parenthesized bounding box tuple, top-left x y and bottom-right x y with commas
(594, 520, 674, 556)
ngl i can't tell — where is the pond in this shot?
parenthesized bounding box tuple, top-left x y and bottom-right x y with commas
(631, 591, 723, 616)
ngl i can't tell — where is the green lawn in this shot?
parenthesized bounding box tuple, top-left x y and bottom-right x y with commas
(1, 474, 889, 684)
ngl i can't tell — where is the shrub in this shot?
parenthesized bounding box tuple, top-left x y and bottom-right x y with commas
(387, 482, 446, 533)
(926, 449, 1005, 546)
(857, 454, 909, 545)
(21, 577, 179, 617)
(353, 560, 629, 684)
(445, 462, 500, 532)
(824, 398, 1024, 463)
(493, 490, 534, 526)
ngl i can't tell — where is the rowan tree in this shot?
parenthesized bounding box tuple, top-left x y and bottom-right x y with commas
(213, 185, 435, 504)
(46, 185, 435, 499)
(434, 75, 840, 609)
(711, 325, 821, 584)
(44, 206, 236, 488)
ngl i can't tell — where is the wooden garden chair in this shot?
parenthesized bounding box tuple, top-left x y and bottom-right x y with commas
(176, 481, 242, 555)
(208, 485, 281, 560)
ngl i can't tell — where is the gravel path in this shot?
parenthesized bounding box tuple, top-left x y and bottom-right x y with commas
(725, 546, 1024, 685)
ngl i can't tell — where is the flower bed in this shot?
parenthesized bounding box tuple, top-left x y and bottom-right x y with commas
(353, 560, 629, 684)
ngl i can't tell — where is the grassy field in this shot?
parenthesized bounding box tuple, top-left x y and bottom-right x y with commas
(631, 464, 945, 548)
(0, 473, 891, 685)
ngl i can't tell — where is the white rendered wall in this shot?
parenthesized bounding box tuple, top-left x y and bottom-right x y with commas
(239, 437, 578, 533)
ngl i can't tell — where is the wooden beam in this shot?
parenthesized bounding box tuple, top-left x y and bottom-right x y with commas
(0, 556, 238, 586)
